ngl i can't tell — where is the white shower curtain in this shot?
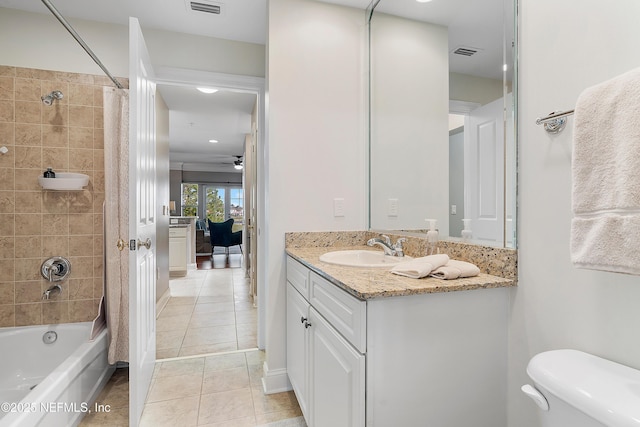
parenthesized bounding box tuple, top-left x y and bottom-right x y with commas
(103, 87, 130, 364)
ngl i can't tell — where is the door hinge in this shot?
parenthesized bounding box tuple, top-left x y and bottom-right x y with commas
(129, 239, 137, 251)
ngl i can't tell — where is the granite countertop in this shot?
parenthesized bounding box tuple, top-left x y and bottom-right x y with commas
(286, 246, 516, 300)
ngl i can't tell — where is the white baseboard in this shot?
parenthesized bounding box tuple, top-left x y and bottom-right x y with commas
(261, 361, 292, 394)
(156, 287, 171, 316)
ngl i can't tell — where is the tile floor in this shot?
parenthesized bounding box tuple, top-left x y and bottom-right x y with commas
(157, 258, 257, 359)
(80, 259, 305, 426)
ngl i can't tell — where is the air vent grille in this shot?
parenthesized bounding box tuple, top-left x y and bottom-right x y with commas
(190, 1, 221, 14)
(452, 46, 481, 57)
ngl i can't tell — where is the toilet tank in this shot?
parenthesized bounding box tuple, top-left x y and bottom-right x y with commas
(524, 349, 640, 427)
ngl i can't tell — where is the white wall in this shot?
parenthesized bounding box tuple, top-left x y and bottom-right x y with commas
(0, 8, 265, 78)
(264, 0, 367, 391)
(509, 1, 640, 425)
(369, 12, 449, 232)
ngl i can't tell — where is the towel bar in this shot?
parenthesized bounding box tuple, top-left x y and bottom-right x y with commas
(536, 109, 575, 133)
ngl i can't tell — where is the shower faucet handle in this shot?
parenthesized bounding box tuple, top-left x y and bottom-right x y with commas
(41, 257, 71, 282)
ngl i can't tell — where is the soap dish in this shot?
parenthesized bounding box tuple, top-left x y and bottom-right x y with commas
(38, 173, 90, 191)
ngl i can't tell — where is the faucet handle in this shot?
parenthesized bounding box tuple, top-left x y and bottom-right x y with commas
(394, 237, 407, 248)
(380, 234, 392, 245)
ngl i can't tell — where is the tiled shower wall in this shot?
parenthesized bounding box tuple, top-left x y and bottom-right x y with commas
(0, 66, 124, 327)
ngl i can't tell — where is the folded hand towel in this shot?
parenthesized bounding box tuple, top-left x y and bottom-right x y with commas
(390, 254, 449, 279)
(571, 67, 640, 275)
(430, 260, 480, 280)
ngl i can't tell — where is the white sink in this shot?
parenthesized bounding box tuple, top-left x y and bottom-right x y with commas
(319, 250, 413, 268)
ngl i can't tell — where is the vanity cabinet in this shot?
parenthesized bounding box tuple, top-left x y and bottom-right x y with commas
(286, 255, 509, 427)
(286, 257, 365, 427)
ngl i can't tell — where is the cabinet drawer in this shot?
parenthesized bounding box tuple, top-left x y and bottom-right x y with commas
(169, 227, 187, 238)
(287, 257, 310, 299)
(309, 272, 366, 353)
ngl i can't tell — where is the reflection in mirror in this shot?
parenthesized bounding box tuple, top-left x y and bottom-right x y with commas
(368, 0, 516, 248)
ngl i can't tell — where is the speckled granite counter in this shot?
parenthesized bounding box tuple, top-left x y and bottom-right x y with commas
(286, 246, 516, 300)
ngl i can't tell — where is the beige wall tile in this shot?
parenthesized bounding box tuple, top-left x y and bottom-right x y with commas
(0, 122, 15, 146)
(42, 104, 68, 127)
(68, 148, 93, 170)
(15, 302, 42, 326)
(69, 213, 95, 235)
(42, 300, 69, 324)
(15, 235, 42, 258)
(43, 213, 68, 236)
(15, 191, 41, 213)
(15, 123, 42, 147)
(0, 191, 15, 213)
(42, 147, 69, 171)
(69, 256, 93, 278)
(0, 100, 15, 122)
(15, 281, 43, 304)
(0, 259, 14, 282)
(69, 127, 92, 148)
(0, 66, 16, 77)
(93, 130, 104, 149)
(0, 304, 15, 327)
(15, 214, 42, 236)
(0, 77, 15, 101)
(15, 257, 42, 281)
(15, 101, 41, 124)
(15, 169, 40, 191)
(68, 299, 97, 322)
(14, 78, 40, 102)
(0, 168, 14, 191)
(68, 190, 93, 213)
(0, 236, 14, 259)
(0, 282, 14, 305)
(17, 68, 55, 80)
(68, 277, 93, 300)
(69, 235, 93, 256)
(42, 125, 68, 148)
(69, 84, 94, 106)
(94, 107, 104, 129)
(42, 191, 70, 214)
(14, 146, 41, 169)
(69, 105, 93, 128)
(0, 214, 15, 236)
(42, 235, 69, 257)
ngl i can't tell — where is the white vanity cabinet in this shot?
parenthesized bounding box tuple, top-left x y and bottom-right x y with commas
(286, 255, 509, 427)
(286, 257, 366, 427)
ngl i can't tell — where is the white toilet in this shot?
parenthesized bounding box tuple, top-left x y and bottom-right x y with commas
(522, 349, 640, 426)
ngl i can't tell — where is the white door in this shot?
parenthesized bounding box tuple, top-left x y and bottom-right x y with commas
(309, 307, 365, 427)
(464, 97, 505, 244)
(129, 17, 157, 427)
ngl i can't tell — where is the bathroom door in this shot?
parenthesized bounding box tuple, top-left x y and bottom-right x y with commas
(129, 17, 157, 427)
(464, 97, 505, 244)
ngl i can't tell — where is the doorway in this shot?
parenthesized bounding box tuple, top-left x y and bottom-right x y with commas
(154, 68, 265, 360)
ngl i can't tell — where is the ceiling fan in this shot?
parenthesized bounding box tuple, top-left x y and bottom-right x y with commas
(233, 156, 244, 170)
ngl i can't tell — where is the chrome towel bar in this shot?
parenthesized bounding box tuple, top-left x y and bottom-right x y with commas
(536, 109, 575, 133)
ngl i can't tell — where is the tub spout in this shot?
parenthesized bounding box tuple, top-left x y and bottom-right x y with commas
(42, 284, 62, 300)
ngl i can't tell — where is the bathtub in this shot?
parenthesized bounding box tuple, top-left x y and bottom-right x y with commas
(0, 322, 115, 427)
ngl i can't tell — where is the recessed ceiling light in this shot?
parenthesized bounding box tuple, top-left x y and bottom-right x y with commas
(197, 87, 218, 94)
(416, 0, 433, 2)
(209, 139, 218, 143)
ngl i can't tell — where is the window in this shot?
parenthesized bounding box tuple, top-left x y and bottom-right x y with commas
(206, 187, 225, 223)
(230, 188, 244, 227)
(181, 183, 243, 230)
(181, 183, 198, 217)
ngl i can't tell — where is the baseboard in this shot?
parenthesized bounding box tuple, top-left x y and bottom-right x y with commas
(261, 361, 292, 394)
(156, 287, 171, 316)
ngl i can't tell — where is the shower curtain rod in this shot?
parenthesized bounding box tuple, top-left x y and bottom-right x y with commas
(41, 0, 124, 89)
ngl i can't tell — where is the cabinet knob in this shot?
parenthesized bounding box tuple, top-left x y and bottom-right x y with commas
(305, 321, 312, 329)
(300, 316, 307, 324)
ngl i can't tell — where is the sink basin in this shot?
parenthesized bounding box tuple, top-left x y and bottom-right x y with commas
(319, 250, 413, 268)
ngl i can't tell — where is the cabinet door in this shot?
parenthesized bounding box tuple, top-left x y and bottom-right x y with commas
(309, 307, 365, 427)
(286, 284, 310, 419)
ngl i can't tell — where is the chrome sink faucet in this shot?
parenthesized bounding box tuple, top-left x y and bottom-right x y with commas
(367, 235, 407, 257)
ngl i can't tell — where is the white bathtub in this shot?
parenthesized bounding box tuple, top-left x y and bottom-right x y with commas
(0, 322, 115, 427)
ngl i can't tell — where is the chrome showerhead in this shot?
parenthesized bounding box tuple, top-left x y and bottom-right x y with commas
(41, 90, 64, 106)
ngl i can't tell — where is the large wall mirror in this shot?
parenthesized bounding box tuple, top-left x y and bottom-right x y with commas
(368, 0, 517, 248)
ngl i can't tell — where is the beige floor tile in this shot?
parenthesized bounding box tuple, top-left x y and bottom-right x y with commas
(251, 387, 299, 415)
(235, 310, 257, 325)
(189, 310, 236, 328)
(156, 329, 186, 350)
(198, 416, 256, 427)
(159, 304, 195, 317)
(202, 366, 250, 394)
(157, 313, 191, 332)
(93, 368, 129, 409)
(179, 342, 238, 357)
(140, 395, 199, 427)
(165, 296, 198, 306)
(247, 363, 263, 386)
(204, 352, 248, 372)
(182, 325, 236, 347)
(79, 406, 129, 427)
(237, 336, 258, 350)
(245, 350, 265, 366)
(254, 410, 304, 425)
(234, 301, 255, 312)
(157, 347, 180, 359)
(198, 388, 255, 425)
(198, 295, 235, 304)
(146, 373, 203, 403)
(155, 357, 205, 378)
(193, 301, 236, 313)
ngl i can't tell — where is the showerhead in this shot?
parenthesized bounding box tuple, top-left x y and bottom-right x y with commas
(41, 90, 63, 106)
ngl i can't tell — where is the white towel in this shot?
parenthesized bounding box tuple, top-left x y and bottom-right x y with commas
(430, 260, 480, 280)
(571, 67, 640, 275)
(390, 254, 449, 279)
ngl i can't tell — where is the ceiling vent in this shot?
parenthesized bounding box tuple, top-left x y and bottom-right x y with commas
(452, 46, 481, 57)
(186, 0, 223, 15)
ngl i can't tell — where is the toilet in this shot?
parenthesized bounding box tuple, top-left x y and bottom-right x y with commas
(522, 349, 640, 426)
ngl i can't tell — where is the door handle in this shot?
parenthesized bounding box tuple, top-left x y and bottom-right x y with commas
(137, 238, 152, 250)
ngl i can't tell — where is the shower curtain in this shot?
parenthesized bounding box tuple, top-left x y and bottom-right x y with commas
(103, 87, 130, 364)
